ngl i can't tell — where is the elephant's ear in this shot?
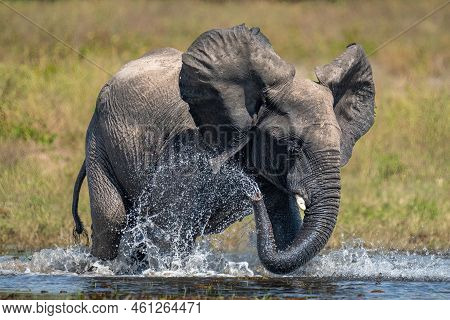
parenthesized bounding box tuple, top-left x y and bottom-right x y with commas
(179, 25, 295, 167)
(315, 44, 375, 166)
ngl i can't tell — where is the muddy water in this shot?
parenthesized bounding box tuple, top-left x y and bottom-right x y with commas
(0, 244, 448, 299)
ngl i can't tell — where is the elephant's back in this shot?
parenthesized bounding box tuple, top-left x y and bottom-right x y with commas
(113, 48, 183, 83)
(106, 47, 187, 113)
(94, 48, 196, 199)
(101, 48, 194, 130)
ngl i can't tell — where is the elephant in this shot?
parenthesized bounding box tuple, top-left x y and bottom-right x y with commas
(72, 25, 375, 274)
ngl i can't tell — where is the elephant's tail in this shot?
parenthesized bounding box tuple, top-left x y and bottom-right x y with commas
(72, 160, 89, 245)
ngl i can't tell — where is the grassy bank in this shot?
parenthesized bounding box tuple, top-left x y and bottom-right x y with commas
(0, 0, 448, 253)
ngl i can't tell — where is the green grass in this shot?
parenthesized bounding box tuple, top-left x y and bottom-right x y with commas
(0, 0, 449, 253)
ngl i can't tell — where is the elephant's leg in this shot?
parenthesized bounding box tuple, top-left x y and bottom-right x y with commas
(257, 177, 302, 250)
(86, 130, 127, 260)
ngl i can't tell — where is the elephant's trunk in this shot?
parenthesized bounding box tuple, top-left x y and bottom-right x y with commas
(253, 155, 341, 274)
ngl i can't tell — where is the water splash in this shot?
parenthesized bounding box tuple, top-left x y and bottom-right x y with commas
(0, 244, 255, 277)
(293, 240, 450, 281)
(1, 240, 448, 281)
(116, 135, 260, 274)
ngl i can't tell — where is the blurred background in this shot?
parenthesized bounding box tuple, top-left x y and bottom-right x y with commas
(0, 0, 448, 253)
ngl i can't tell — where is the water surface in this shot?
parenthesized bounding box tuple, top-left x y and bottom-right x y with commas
(1, 244, 448, 299)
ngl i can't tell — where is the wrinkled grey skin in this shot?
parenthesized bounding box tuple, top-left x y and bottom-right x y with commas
(73, 25, 375, 274)
(73, 48, 193, 259)
(72, 48, 250, 260)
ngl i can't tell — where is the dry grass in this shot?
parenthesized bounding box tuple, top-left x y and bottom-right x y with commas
(0, 0, 448, 253)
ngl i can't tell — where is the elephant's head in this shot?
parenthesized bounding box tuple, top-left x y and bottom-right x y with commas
(179, 25, 375, 274)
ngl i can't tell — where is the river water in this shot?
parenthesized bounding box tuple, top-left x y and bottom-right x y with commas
(0, 243, 448, 299)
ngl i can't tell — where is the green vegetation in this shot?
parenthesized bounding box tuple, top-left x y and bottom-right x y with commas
(0, 0, 448, 253)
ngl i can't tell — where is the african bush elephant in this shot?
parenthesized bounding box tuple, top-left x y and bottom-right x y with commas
(72, 25, 375, 274)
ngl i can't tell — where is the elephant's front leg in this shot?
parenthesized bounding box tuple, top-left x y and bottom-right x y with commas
(86, 130, 127, 260)
(257, 178, 302, 250)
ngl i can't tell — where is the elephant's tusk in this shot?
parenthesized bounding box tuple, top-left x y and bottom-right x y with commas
(296, 195, 306, 211)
